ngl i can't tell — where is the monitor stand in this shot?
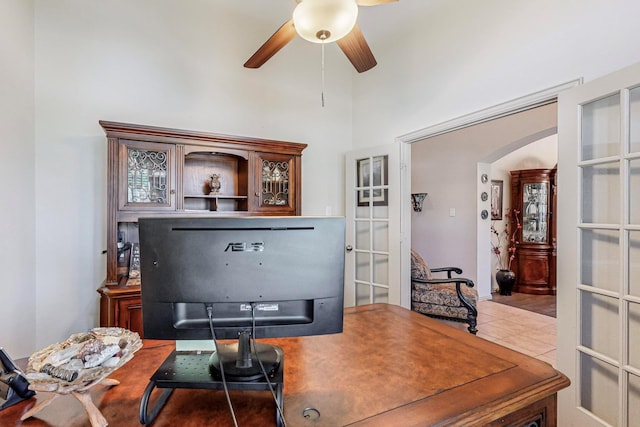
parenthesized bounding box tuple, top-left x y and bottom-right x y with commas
(208, 330, 282, 382)
(139, 340, 284, 426)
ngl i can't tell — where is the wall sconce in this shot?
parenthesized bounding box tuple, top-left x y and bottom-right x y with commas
(411, 193, 428, 212)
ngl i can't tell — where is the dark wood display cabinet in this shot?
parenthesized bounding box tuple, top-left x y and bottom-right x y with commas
(509, 168, 557, 295)
(98, 121, 306, 336)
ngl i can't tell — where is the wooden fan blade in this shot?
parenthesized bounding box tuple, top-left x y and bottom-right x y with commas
(244, 19, 297, 69)
(356, 0, 398, 6)
(336, 24, 377, 73)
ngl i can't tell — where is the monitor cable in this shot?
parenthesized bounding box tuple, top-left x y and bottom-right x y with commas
(206, 304, 239, 427)
(250, 303, 288, 427)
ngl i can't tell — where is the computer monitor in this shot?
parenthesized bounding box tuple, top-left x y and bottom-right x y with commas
(138, 216, 345, 381)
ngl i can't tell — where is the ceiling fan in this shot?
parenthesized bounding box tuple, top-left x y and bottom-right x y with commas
(244, 0, 398, 73)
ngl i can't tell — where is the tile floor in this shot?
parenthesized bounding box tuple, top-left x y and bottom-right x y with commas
(437, 299, 557, 368)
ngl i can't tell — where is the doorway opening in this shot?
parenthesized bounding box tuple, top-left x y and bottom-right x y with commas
(407, 104, 558, 299)
(398, 80, 580, 311)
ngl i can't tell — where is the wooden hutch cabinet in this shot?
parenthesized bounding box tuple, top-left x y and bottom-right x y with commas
(509, 168, 557, 295)
(98, 121, 306, 336)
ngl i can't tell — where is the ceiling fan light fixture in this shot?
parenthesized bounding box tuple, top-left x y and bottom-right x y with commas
(293, 0, 358, 44)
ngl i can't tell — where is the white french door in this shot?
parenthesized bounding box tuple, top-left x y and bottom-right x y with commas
(557, 62, 640, 426)
(344, 143, 404, 307)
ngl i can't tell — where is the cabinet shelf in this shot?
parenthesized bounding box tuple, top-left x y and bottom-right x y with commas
(184, 195, 248, 199)
(184, 194, 249, 211)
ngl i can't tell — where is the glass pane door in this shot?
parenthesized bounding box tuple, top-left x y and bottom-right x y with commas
(355, 155, 389, 305)
(345, 145, 401, 307)
(576, 92, 624, 426)
(558, 62, 640, 426)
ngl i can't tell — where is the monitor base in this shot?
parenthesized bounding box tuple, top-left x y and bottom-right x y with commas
(208, 332, 282, 382)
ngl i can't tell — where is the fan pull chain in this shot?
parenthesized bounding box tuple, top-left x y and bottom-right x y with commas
(321, 41, 325, 107)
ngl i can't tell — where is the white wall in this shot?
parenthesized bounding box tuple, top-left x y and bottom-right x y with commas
(353, 0, 640, 149)
(362, 0, 639, 298)
(6, 0, 640, 358)
(22, 0, 355, 358)
(0, 1, 35, 358)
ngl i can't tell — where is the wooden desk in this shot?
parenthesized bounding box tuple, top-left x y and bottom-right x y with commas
(1, 304, 569, 426)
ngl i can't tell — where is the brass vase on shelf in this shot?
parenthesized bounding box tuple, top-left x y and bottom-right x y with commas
(209, 173, 222, 195)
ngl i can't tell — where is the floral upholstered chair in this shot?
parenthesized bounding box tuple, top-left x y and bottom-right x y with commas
(411, 249, 478, 334)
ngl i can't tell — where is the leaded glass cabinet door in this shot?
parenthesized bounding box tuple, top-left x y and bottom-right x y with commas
(118, 140, 176, 211)
(558, 62, 640, 426)
(253, 152, 298, 215)
(522, 182, 549, 243)
(345, 144, 401, 307)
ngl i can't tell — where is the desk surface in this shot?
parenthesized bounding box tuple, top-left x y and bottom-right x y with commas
(1, 304, 569, 426)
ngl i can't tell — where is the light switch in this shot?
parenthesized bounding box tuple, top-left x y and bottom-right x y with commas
(449, 208, 456, 217)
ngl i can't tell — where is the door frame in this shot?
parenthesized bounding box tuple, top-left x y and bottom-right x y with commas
(396, 79, 581, 303)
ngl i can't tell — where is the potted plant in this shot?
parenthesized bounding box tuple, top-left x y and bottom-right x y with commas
(490, 208, 521, 295)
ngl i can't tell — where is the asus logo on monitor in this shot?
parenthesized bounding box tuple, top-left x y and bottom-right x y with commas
(224, 242, 264, 252)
